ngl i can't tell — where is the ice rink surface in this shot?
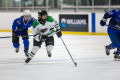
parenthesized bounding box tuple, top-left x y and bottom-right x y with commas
(0, 32, 120, 80)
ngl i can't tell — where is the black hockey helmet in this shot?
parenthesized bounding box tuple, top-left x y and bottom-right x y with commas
(38, 10, 48, 18)
(38, 10, 48, 24)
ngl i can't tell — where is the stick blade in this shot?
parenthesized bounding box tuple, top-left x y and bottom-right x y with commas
(74, 62, 77, 67)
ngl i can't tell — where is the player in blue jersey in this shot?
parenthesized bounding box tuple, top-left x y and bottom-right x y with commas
(12, 10, 35, 57)
(100, 8, 120, 60)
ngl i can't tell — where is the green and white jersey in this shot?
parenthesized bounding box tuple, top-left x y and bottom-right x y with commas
(32, 16, 60, 41)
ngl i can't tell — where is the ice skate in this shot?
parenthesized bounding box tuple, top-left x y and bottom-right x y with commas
(47, 51, 51, 57)
(15, 47, 19, 53)
(105, 45, 110, 55)
(113, 52, 120, 61)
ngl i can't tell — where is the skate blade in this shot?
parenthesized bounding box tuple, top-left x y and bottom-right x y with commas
(114, 58, 120, 61)
(25, 63, 28, 65)
(48, 53, 51, 58)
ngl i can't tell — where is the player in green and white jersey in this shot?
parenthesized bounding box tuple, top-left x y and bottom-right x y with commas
(25, 10, 62, 63)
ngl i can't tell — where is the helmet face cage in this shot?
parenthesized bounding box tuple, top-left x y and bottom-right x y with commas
(23, 10, 31, 16)
(23, 10, 31, 21)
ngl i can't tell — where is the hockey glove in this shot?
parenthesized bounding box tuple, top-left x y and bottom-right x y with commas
(18, 27, 27, 31)
(100, 18, 107, 26)
(33, 33, 47, 42)
(33, 33, 41, 42)
(13, 31, 18, 39)
(56, 29, 62, 38)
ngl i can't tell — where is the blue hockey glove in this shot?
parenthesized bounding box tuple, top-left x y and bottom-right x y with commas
(100, 18, 107, 26)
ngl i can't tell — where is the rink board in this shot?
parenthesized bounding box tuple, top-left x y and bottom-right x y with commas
(0, 12, 109, 35)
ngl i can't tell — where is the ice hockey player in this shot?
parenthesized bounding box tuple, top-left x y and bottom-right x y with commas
(100, 8, 120, 60)
(12, 10, 35, 57)
(25, 10, 62, 63)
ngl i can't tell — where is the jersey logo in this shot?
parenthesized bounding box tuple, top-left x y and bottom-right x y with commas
(116, 9, 119, 12)
(17, 20, 21, 24)
(118, 15, 120, 17)
(115, 8, 120, 12)
(41, 28, 48, 33)
(108, 10, 113, 15)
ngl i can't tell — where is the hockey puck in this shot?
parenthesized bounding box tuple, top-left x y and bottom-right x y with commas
(74, 62, 77, 66)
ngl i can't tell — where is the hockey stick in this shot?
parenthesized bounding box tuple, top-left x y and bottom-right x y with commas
(0, 35, 33, 38)
(60, 37, 77, 66)
(106, 25, 120, 31)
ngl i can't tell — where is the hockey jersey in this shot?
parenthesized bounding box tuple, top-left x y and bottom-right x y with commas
(103, 9, 120, 28)
(32, 16, 60, 41)
(12, 16, 35, 35)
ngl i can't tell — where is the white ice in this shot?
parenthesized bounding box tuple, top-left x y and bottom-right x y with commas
(0, 32, 119, 80)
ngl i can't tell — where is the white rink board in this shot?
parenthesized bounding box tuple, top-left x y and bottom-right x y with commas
(0, 12, 107, 33)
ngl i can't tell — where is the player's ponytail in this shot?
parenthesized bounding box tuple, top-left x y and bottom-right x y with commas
(20, 15, 24, 17)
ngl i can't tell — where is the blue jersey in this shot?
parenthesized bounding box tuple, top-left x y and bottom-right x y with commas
(12, 17, 35, 36)
(103, 9, 120, 28)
